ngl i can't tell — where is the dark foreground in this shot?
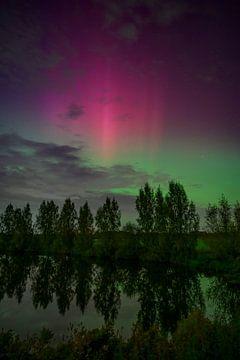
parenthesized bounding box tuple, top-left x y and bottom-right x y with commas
(1, 311, 240, 360)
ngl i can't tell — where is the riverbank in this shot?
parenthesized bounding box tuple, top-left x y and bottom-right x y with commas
(1, 232, 240, 281)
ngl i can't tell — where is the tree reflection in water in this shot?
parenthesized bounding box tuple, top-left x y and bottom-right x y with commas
(31, 256, 55, 309)
(74, 257, 93, 314)
(93, 263, 121, 324)
(134, 265, 205, 332)
(207, 276, 240, 321)
(0, 254, 239, 333)
(0, 254, 32, 303)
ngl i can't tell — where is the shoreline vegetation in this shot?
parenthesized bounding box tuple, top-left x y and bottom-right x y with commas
(1, 311, 240, 360)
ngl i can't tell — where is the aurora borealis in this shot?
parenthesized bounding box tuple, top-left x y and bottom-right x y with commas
(0, 0, 239, 223)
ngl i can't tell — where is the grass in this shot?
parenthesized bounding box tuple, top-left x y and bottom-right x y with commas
(196, 238, 210, 252)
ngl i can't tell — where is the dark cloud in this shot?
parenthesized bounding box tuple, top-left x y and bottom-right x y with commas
(102, 1, 123, 27)
(115, 113, 131, 121)
(156, 1, 190, 25)
(36, 144, 81, 160)
(60, 104, 85, 121)
(0, 133, 170, 216)
(100, 0, 197, 33)
(97, 95, 123, 105)
(0, 6, 62, 90)
(0, 3, 89, 95)
(118, 23, 138, 41)
(196, 72, 220, 85)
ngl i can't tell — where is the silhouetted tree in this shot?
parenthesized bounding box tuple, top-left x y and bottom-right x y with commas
(187, 201, 200, 234)
(111, 198, 121, 231)
(22, 203, 33, 237)
(234, 201, 240, 233)
(78, 201, 94, 236)
(206, 196, 233, 234)
(95, 197, 121, 232)
(136, 183, 155, 232)
(58, 198, 77, 251)
(0, 204, 15, 238)
(205, 204, 219, 233)
(122, 222, 138, 234)
(218, 195, 232, 233)
(13, 208, 22, 236)
(165, 181, 189, 234)
(159, 182, 199, 261)
(36, 200, 59, 249)
(154, 186, 166, 232)
(11, 204, 33, 250)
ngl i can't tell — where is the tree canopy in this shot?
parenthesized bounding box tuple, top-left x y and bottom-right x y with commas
(95, 197, 121, 233)
(136, 181, 199, 235)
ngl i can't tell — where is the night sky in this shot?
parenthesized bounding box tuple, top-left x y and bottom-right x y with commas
(0, 0, 240, 222)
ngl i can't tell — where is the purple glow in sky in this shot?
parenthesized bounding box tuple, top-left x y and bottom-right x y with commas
(0, 0, 240, 221)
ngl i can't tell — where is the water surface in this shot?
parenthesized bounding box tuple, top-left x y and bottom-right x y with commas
(0, 255, 239, 337)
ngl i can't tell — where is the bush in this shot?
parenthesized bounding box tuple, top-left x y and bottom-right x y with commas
(173, 310, 214, 360)
(127, 324, 173, 360)
(1, 313, 240, 359)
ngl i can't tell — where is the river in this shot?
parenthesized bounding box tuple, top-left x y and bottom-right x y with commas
(0, 254, 239, 338)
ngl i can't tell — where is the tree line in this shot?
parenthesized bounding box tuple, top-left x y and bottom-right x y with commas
(206, 195, 240, 234)
(0, 181, 198, 238)
(0, 181, 239, 253)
